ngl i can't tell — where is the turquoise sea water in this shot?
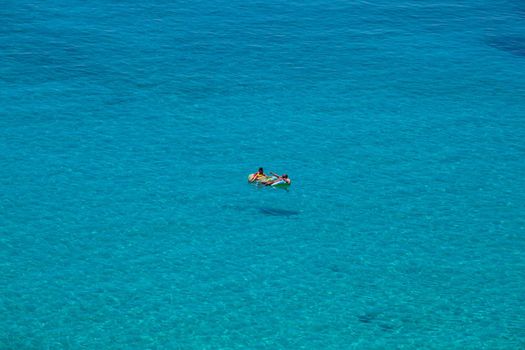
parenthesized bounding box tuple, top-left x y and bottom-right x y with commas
(1, 0, 525, 348)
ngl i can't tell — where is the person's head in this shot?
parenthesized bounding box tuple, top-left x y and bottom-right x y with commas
(258, 167, 264, 174)
(282, 174, 288, 179)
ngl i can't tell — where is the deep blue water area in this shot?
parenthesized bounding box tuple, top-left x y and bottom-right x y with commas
(1, 0, 524, 348)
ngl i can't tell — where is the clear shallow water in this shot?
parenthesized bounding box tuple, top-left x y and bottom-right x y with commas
(1, 0, 525, 348)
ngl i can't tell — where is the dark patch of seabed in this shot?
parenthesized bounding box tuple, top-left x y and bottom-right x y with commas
(258, 208, 300, 217)
(357, 310, 400, 333)
(486, 36, 525, 57)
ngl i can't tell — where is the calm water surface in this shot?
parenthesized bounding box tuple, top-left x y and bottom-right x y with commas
(1, 0, 524, 348)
